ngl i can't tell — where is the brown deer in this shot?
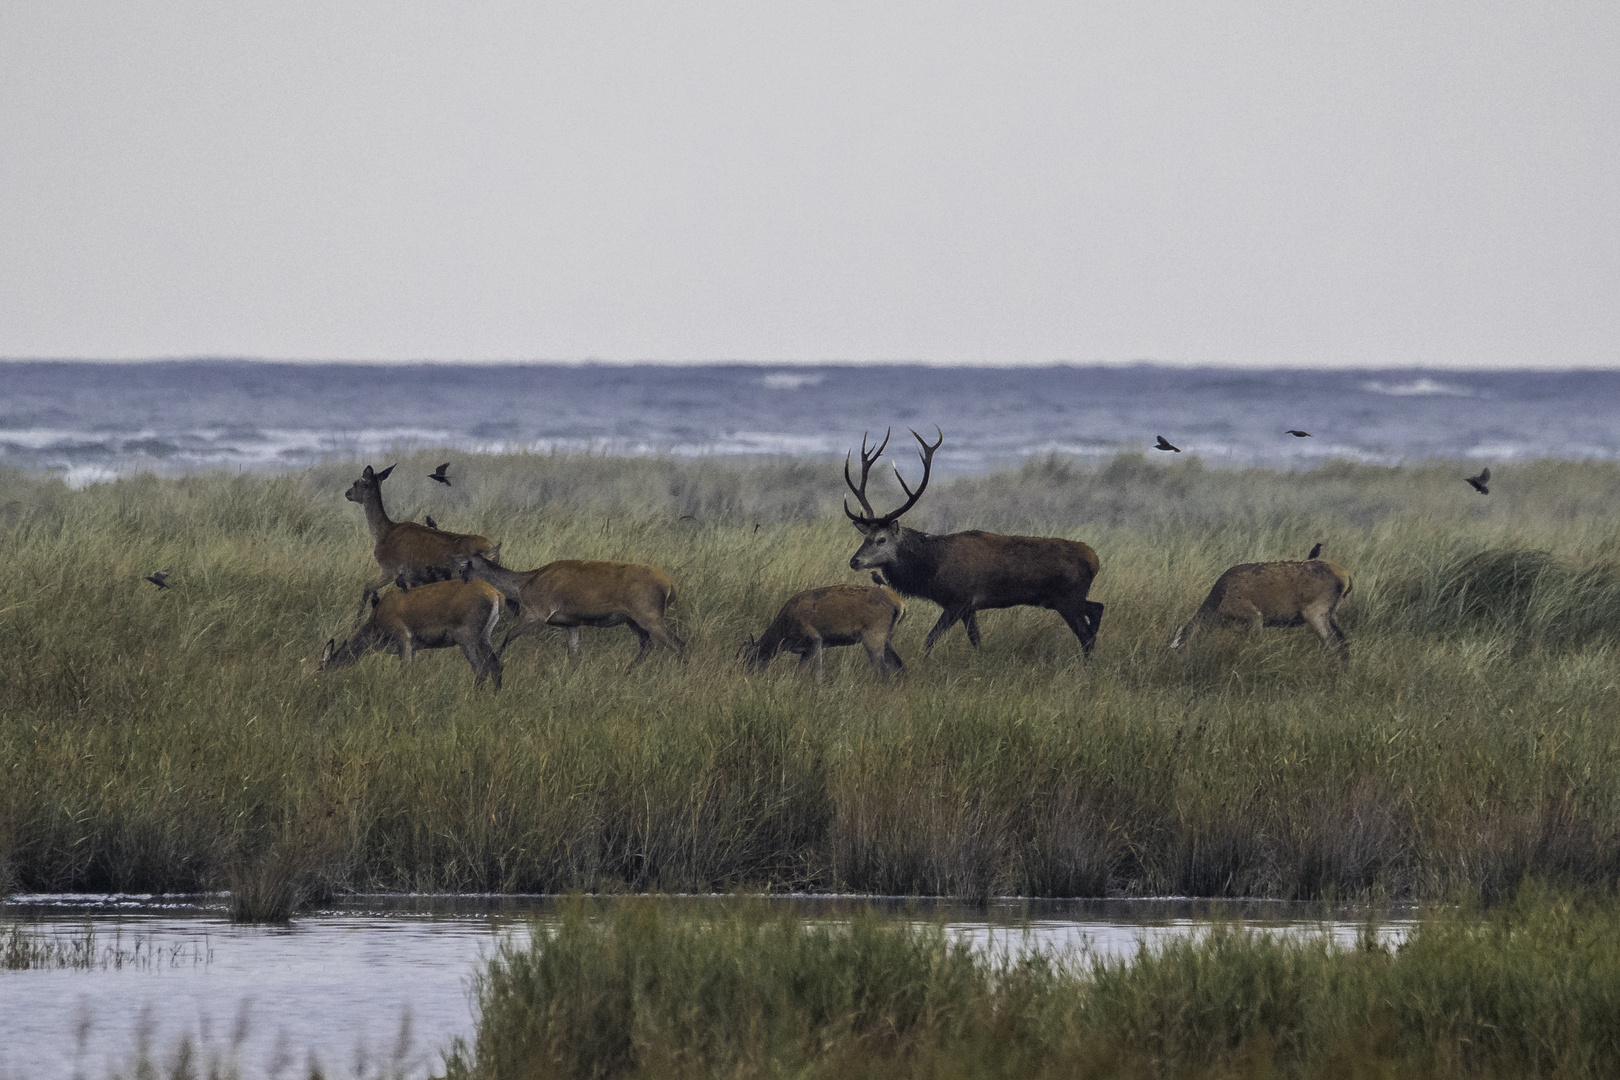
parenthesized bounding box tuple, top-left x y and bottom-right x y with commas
(456, 547, 684, 665)
(844, 428, 1104, 655)
(344, 464, 499, 616)
(739, 584, 906, 680)
(320, 578, 504, 688)
(1169, 557, 1353, 663)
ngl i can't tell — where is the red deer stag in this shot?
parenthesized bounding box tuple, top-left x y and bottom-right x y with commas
(1169, 556, 1353, 663)
(320, 578, 504, 688)
(844, 428, 1104, 655)
(739, 584, 906, 681)
(344, 464, 498, 616)
(457, 547, 685, 666)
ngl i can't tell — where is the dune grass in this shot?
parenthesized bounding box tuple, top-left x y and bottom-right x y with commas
(442, 888, 1620, 1080)
(1, 452, 1619, 901)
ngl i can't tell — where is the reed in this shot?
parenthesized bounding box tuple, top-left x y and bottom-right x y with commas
(442, 889, 1620, 1079)
(2, 453, 1619, 900)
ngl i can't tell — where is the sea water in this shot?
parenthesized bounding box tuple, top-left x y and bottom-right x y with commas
(4, 361, 1619, 486)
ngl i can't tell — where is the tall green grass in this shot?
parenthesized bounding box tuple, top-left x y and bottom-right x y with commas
(444, 890, 1620, 1079)
(2, 453, 1619, 900)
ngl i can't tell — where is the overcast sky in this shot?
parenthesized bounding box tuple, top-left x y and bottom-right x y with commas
(2, 2, 1616, 367)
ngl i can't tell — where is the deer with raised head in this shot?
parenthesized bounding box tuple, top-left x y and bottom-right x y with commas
(843, 428, 1104, 655)
(739, 584, 906, 681)
(457, 547, 684, 666)
(344, 464, 499, 616)
(320, 578, 504, 688)
(1169, 555, 1353, 663)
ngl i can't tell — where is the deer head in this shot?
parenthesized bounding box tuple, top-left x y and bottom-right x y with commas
(844, 427, 941, 569)
(344, 463, 395, 504)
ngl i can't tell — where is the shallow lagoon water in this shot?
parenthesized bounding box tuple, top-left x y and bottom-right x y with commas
(1, 893, 1413, 1079)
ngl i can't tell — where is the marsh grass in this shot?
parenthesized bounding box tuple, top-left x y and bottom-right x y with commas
(443, 890, 1620, 1079)
(2, 453, 1619, 899)
(1, 920, 212, 970)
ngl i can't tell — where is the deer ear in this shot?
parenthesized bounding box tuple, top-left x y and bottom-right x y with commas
(374, 464, 395, 482)
(482, 543, 502, 563)
(321, 639, 334, 662)
(361, 466, 374, 479)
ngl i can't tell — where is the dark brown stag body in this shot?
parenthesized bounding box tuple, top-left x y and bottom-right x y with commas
(844, 429, 1104, 655)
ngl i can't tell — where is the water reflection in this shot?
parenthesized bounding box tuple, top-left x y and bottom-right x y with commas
(1, 893, 1413, 1080)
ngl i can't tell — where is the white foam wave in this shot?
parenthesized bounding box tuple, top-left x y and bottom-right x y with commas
(760, 372, 824, 390)
(1362, 378, 1473, 398)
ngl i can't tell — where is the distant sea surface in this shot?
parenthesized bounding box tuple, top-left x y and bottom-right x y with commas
(5, 362, 1620, 486)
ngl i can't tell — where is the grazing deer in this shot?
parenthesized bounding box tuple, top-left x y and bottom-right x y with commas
(320, 578, 504, 688)
(739, 584, 906, 681)
(344, 464, 499, 616)
(844, 428, 1104, 655)
(457, 547, 684, 665)
(1169, 557, 1353, 663)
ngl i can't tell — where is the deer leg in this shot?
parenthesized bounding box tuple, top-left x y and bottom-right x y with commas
(567, 627, 582, 662)
(496, 615, 539, 659)
(466, 642, 502, 690)
(809, 638, 825, 683)
(962, 610, 983, 647)
(1056, 604, 1097, 656)
(1306, 607, 1351, 665)
(627, 624, 655, 666)
(923, 607, 968, 651)
(641, 617, 686, 658)
(1084, 601, 1105, 641)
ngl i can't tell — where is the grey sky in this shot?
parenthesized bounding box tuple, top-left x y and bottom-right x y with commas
(2, 2, 1616, 367)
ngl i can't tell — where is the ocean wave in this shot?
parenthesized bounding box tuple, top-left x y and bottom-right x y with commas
(1361, 378, 1473, 398)
(759, 372, 824, 390)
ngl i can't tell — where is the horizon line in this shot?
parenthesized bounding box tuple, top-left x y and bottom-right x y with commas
(3, 355, 1618, 373)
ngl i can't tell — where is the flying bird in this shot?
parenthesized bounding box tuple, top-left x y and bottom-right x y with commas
(424, 514, 438, 530)
(1465, 468, 1491, 495)
(145, 570, 171, 589)
(428, 463, 452, 486)
(1285, 430, 1311, 438)
(1154, 435, 1181, 453)
(1307, 543, 1322, 560)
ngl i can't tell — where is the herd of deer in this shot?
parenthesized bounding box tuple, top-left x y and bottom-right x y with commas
(318, 428, 1353, 690)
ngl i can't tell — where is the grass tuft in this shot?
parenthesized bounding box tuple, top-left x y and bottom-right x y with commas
(443, 889, 1620, 1079)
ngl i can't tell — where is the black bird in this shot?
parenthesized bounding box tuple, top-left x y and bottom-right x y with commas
(145, 570, 171, 589)
(1285, 430, 1311, 438)
(1154, 435, 1181, 453)
(1465, 468, 1491, 495)
(424, 514, 438, 530)
(428, 462, 452, 486)
(871, 571, 888, 587)
(1307, 543, 1322, 560)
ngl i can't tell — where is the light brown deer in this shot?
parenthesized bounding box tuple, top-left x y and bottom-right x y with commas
(739, 584, 906, 681)
(844, 428, 1105, 655)
(1169, 556, 1354, 663)
(344, 464, 498, 616)
(320, 578, 504, 688)
(457, 547, 684, 665)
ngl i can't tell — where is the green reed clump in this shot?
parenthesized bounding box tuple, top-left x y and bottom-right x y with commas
(444, 890, 1620, 1080)
(1379, 547, 1620, 650)
(3, 452, 1620, 900)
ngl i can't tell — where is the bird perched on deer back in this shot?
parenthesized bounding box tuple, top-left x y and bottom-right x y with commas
(425, 514, 438, 530)
(1286, 430, 1311, 438)
(429, 463, 452, 486)
(1307, 543, 1322, 560)
(145, 570, 170, 589)
(1465, 468, 1490, 495)
(1154, 435, 1180, 453)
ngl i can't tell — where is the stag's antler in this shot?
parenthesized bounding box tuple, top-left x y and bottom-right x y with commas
(843, 429, 892, 522)
(843, 426, 943, 525)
